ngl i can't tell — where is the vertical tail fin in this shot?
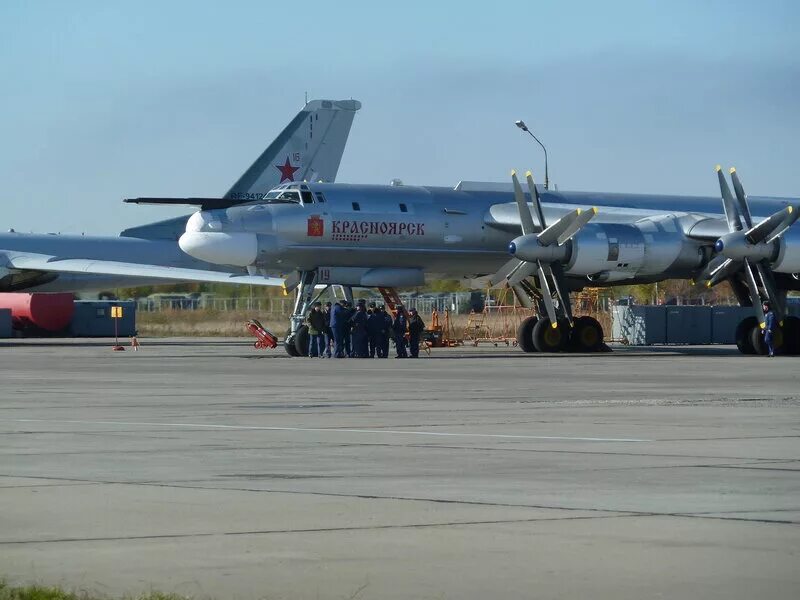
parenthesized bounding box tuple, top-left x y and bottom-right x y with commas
(122, 99, 361, 240)
(224, 99, 361, 201)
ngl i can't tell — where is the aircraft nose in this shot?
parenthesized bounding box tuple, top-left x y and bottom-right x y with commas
(179, 231, 258, 266)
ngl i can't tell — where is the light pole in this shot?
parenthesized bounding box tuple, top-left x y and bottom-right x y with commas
(515, 120, 549, 190)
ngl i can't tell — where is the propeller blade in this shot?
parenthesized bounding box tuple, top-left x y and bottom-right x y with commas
(745, 206, 795, 245)
(766, 205, 800, 244)
(767, 205, 800, 244)
(507, 260, 538, 286)
(512, 171, 537, 236)
(549, 261, 574, 325)
(729, 168, 754, 228)
(716, 165, 743, 232)
(489, 257, 524, 287)
(742, 259, 766, 325)
(537, 209, 583, 247)
(707, 258, 741, 288)
(509, 283, 533, 308)
(525, 171, 547, 230)
(536, 261, 558, 325)
(555, 206, 598, 245)
(692, 254, 727, 288)
(754, 261, 785, 320)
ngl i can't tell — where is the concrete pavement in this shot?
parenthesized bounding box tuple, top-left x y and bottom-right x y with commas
(1, 339, 798, 599)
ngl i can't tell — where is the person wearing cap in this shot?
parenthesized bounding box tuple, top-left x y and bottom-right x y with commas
(393, 305, 408, 358)
(407, 307, 426, 358)
(350, 302, 369, 357)
(323, 301, 333, 358)
(762, 301, 777, 357)
(366, 302, 381, 358)
(306, 302, 327, 358)
(378, 305, 393, 358)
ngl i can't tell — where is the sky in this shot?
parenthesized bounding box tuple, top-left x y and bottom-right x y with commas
(1, 0, 798, 234)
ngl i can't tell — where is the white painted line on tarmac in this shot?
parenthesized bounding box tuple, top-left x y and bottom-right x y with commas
(7, 418, 651, 443)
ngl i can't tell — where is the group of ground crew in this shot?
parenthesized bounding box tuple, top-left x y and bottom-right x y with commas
(305, 299, 426, 358)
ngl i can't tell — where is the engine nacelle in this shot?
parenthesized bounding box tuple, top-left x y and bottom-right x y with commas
(566, 216, 704, 279)
(771, 226, 800, 273)
(178, 231, 258, 266)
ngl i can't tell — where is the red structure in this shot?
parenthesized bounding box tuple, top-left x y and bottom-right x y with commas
(0, 293, 74, 332)
(245, 319, 278, 349)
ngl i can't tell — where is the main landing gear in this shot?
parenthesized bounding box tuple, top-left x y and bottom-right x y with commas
(735, 314, 800, 356)
(282, 270, 357, 357)
(516, 315, 605, 353)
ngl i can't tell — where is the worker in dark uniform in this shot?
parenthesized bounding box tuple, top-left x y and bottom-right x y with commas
(393, 305, 408, 358)
(763, 301, 777, 357)
(366, 303, 382, 358)
(342, 301, 354, 357)
(350, 302, 369, 357)
(323, 301, 333, 358)
(330, 300, 346, 358)
(306, 302, 327, 358)
(407, 308, 426, 358)
(381, 306, 393, 358)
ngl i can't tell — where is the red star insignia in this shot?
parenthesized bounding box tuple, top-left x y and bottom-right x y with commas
(276, 156, 299, 183)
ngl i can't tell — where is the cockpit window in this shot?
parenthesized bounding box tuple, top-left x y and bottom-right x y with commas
(262, 189, 301, 204)
(262, 183, 315, 205)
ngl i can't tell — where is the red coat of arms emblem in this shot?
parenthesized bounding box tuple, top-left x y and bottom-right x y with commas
(307, 215, 324, 237)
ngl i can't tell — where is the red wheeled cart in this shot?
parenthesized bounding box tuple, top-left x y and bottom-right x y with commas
(245, 319, 278, 349)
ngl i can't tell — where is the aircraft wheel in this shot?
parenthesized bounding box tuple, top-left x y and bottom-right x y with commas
(532, 317, 568, 352)
(294, 325, 310, 356)
(735, 317, 757, 355)
(750, 322, 783, 356)
(284, 332, 300, 357)
(516, 316, 538, 353)
(570, 316, 604, 352)
(782, 316, 800, 355)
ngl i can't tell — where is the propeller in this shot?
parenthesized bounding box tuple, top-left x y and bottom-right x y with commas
(696, 166, 799, 326)
(491, 170, 598, 327)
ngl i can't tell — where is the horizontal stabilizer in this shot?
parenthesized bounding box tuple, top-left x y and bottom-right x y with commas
(124, 197, 239, 210)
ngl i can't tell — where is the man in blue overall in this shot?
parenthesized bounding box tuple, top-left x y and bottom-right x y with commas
(762, 301, 777, 357)
(330, 301, 346, 358)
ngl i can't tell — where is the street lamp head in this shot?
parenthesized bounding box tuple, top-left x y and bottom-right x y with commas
(515, 120, 528, 132)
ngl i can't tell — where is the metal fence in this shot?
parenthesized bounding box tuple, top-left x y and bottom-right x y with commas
(136, 297, 294, 313)
(134, 293, 472, 314)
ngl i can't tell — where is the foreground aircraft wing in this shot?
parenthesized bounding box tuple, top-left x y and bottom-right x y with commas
(3, 252, 284, 287)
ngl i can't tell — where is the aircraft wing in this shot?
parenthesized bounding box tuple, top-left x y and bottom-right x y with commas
(2, 252, 285, 287)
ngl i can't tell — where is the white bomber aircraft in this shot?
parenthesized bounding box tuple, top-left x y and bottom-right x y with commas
(155, 165, 800, 357)
(0, 99, 360, 293)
